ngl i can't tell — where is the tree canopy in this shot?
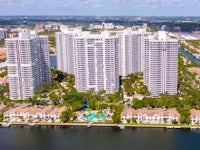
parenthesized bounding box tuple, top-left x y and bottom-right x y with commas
(123, 72, 150, 96)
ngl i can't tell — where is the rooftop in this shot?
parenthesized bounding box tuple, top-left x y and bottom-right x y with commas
(121, 108, 180, 117)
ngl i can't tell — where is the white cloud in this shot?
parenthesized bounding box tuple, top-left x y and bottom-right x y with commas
(192, 0, 200, 7)
(116, 0, 183, 8)
(76, 0, 103, 8)
(93, 3, 103, 8)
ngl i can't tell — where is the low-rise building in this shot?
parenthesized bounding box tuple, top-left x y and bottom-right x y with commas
(3, 106, 66, 123)
(190, 109, 200, 125)
(0, 28, 7, 39)
(121, 108, 180, 124)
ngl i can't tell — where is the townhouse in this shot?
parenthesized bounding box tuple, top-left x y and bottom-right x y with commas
(3, 106, 66, 123)
(190, 109, 200, 125)
(121, 108, 180, 124)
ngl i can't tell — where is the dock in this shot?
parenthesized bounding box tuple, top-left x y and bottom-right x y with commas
(1, 122, 200, 130)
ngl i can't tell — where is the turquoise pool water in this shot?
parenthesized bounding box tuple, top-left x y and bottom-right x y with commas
(85, 111, 106, 122)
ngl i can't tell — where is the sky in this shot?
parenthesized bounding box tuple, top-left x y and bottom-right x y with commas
(0, 0, 200, 16)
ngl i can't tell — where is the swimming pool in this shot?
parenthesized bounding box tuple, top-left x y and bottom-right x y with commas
(85, 111, 106, 122)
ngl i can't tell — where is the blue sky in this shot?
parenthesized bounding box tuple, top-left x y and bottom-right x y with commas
(0, 0, 199, 16)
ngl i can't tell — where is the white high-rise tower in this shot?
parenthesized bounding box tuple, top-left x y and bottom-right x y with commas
(74, 31, 120, 93)
(144, 31, 178, 96)
(0, 28, 7, 39)
(56, 29, 120, 94)
(116, 29, 147, 76)
(6, 31, 51, 100)
(55, 26, 81, 74)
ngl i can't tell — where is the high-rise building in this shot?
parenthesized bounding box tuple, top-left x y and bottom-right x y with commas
(116, 29, 147, 76)
(0, 28, 7, 39)
(144, 31, 178, 96)
(56, 29, 120, 94)
(74, 32, 120, 93)
(55, 28, 80, 74)
(6, 31, 51, 100)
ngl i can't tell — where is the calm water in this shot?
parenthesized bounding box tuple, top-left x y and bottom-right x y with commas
(179, 47, 200, 65)
(0, 126, 200, 150)
(50, 55, 57, 68)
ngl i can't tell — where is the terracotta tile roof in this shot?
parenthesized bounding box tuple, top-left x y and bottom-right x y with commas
(4, 106, 67, 116)
(40, 106, 53, 113)
(27, 106, 41, 115)
(51, 107, 66, 115)
(4, 106, 26, 115)
(121, 108, 180, 117)
(190, 109, 200, 117)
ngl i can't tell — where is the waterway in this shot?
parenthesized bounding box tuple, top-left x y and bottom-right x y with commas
(179, 47, 200, 65)
(0, 126, 200, 150)
(50, 55, 57, 68)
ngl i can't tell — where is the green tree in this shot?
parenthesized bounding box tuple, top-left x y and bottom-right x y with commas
(88, 98, 98, 110)
(71, 101, 82, 111)
(0, 70, 7, 77)
(112, 104, 124, 123)
(172, 119, 178, 125)
(123, 72, 150, 96)
(0, 113, 3, 122)
(178, 108, 191, 124)
(186, 118, 191, 124)
(0, 39, 5, 47)
(97, 89, 106, 99)
(107, 92, 122, 103)
(99, 103, 108, 109)
(132, 118, 137, 123)
(63, 92, 87, 103)
(112, 113, 121, 124)
(180, 116, 186, 124)
(49, 93, 59, 106)
(60, 109, 73, 123)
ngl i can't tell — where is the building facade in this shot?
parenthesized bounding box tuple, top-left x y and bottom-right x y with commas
(190, 109, 200, 125)
(124, 30, 147, 75)
(121, 108, 180, 124)
(6, 31, 51, 100)
(144, 31, 178, 96)
(3, 106, 66, 123)
(56, 28, 120, 94)
(116, 29, 147, 76)
(56, 31, 76, 74)
(74, 32, 120, 93)
(0, 28, 7, 39)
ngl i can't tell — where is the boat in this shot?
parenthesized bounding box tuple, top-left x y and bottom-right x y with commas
(86, 122, 92, 128)
(86, 124, 91, 128)
(174, 126, 181, 129)
(166, 126, 173, 129)
(118, 125, 125, 130)
(28, 123, 35, 127)
(1, 122, 11, 128)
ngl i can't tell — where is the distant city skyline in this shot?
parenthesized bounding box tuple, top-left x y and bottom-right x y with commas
(0, 0, 199, 16)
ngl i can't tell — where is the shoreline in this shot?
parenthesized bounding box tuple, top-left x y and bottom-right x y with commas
(2, 122, 200, 129)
